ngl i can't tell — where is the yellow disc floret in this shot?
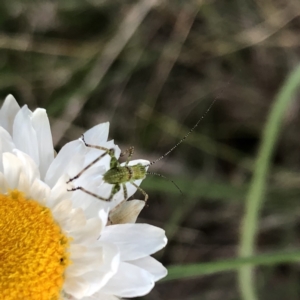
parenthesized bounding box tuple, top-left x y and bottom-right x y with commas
(0, 190, 71, 300)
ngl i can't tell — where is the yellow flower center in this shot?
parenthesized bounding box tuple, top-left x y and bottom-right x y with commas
(0, 190, 71, 300)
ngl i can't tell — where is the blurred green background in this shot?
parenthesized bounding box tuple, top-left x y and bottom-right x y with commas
(1, 0, 300, 299)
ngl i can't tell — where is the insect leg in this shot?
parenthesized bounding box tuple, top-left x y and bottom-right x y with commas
(131, 182, 148, 202)
(122, 183, 128, 199)
(67, 151, 109, 183)
(68, 183, 121, 202)
(108, 183, 128, 215)
(107, 183, 130, 225)
(81, 134, 112, 152)
(67, 134, 116, 183)
(67, 186, 112, 201)
(120, 146, 134, 166)
(107, 183, 121, 201)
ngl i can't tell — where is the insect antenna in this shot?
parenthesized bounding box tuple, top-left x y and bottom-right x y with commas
(146, 97, 218, 167)
(146, 171, 183, 195)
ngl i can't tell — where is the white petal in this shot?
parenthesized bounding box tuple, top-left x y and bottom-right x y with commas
(70, 186, 101, 212)
(68, 244, 87, 259)
(17, 171, 31, 195)
(52, 199, 73, 225)
(71, 179, 116, 213)
(47, 175, 71, 208)
(3, 152, 22, 189)
(0, 127, 15, 172)
(100, 224, 167, 260)
(59, 210, 85, 233)
(29, 178, 50, 203)
(13, 105, 39, 166)
(0, 127, 14, 154)
(62, 207, 86, 232)
(71, 218, 102, 244)
(67, 246, 103, 276)
(0, 94, 20, 134)
(82, 140, 120, 175)
(31, 108, 54, 179)
(63, 276, 89, 299)
(101, 262, 154, 297)
(83, 122, 110, 144)
(85, 242, 120, 291)
(129, 256, 167, 281)
(13, 149, 40, 183)
(65, 244, 120, 298)
(83, 292, 120, 300)
(45, 140, 83, 188)
(81, 199, 109, 226)
(126, 159, 150, 167)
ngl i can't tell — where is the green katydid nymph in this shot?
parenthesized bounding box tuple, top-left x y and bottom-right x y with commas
(67, 99, 216, 203)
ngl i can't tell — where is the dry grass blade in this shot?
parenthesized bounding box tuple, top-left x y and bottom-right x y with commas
(52, 0, 159, 146)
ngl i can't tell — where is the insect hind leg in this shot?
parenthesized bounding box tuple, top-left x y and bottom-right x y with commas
(68, 183, 121, 202)
(122, 183, 128, 199)
(82, 134, 113, 153)
(67, 134, 115, 183)
(67, 151, 109, 183)
(67, 186, 112, 201)
(109, 183, 128, 213)
(131, 182, 148, 202)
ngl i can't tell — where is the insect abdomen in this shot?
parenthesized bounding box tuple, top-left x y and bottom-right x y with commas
(103, 164, 146, 185)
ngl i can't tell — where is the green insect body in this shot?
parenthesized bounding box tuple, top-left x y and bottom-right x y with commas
(67, 139, 149, 202)
(103, 164, 146, 185)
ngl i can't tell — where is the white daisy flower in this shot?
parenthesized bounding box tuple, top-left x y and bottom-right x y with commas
(0, 95, 167, 300)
